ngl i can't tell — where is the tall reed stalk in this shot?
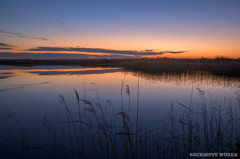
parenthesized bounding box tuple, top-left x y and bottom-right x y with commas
(32, 80, 240, 159)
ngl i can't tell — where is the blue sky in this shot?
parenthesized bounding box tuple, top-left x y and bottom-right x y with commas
(0, 0, 240, 58)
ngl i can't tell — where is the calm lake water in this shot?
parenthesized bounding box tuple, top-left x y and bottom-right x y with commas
(0, 65, 240, 158)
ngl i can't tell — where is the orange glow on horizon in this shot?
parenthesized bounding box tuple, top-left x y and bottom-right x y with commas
(1, 35, 239, 59)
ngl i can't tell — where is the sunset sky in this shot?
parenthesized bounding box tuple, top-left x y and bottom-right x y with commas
(0, 0, 240, 59)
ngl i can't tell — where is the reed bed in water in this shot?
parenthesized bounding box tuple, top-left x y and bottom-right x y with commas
(1, 57, 240, 76)
(40, 83, 240, 159)
(120, 57, 240, 76)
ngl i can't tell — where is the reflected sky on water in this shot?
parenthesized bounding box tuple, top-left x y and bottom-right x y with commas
(0, 65, 239, 158)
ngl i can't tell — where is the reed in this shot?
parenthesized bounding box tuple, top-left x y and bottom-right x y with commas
(120, 58, 240, 76)
(1, 57, 240, 76)
(43, 84, 240, 158)
(2, 77, 240, 158)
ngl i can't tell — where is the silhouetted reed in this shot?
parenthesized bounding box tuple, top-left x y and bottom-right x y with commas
(39, 81, 240, 159)
(2, 75, 240, 158)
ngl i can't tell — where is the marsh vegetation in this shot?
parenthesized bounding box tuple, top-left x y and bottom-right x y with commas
(1, 57, 240, 76)
(38, 82, 240, 159)
(0, 62, 240, 158)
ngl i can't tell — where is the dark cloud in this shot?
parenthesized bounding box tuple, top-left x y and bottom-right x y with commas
(0, 72, 14, 75)
(28, 47, 187, 56)
(0, 42, 17, 50)
(0, 47, 13, 50)
(0, 42, 17, 47)
(0, 52, 135, 59)
(165, 51, 187, 54)
(0, 29, 49, 40)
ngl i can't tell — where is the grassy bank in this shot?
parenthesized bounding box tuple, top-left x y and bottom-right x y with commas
(1, 57, 240, 76)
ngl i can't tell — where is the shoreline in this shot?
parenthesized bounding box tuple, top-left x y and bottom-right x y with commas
(1, 58, 240, 76)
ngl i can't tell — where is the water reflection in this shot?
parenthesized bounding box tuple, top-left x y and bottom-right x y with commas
(0, 82, 49, 92)
(0, 72, 14, 74)
(130, 71, 240, 88)
(0, 66, 240, 159)
(0, 72, 16, 79)
(29, 68, 121, 76)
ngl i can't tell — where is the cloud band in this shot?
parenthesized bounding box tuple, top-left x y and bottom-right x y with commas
(28, 47, 187, 56)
